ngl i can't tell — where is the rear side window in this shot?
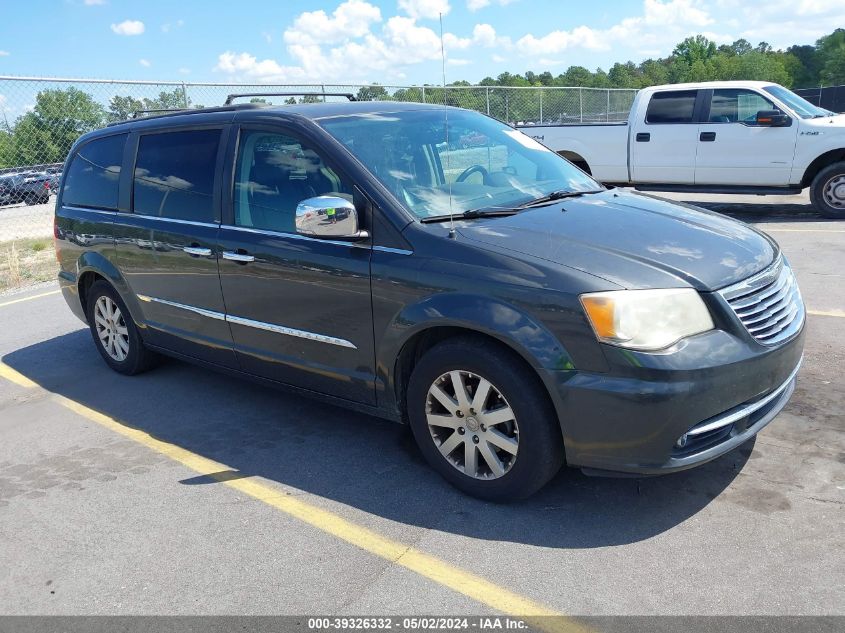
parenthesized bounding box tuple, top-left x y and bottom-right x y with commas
(645, 90, 698, 124)
(62, 134, 127, 210)
(133, 129, 221, 223)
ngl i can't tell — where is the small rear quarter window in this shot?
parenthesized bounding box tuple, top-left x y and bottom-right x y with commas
(62, 133, 127, 210)
(645, 90, 698, 124)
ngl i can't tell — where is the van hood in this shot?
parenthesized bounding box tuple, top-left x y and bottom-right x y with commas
(457, 190, 777, 291)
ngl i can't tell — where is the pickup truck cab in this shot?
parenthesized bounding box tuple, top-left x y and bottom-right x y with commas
(522, 81, 845, 218)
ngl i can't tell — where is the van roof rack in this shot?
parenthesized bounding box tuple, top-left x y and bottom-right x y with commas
(107, 103, 267, 126)
(224, 91, 357, 105)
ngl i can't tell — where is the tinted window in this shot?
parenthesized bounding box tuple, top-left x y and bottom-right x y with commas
(62, 134, 127, 210)
(133, 129, 221, 222)
(645, 90, 698, 124)
(709, 89, 775, 123)
(233, 130, 352, 234)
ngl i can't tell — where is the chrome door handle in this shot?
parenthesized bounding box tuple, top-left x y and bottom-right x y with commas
(222, 251, 255, 263)
(183, 246, 212, 257)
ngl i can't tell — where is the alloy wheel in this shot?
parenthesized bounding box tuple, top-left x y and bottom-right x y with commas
(93, 296, 130, 362)
(425, 370, 519, 480)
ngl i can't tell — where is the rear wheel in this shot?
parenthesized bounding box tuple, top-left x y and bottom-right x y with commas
(24, 193, 38, 205)
(406, 337, 564, 501)
(86, 280, 158, 375)
(810, 161, 845, 219)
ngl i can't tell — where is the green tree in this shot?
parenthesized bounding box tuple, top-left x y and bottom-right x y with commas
(356, 84, 390, 101)
(108, 88, 190, 122)
(673, 35, 717, 65)
(787, 44, 821, 87)
(817, 29, 845, 85)
(12, 88, 105, 164)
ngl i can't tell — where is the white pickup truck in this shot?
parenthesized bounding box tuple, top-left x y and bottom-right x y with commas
(519, 81, 845, 218)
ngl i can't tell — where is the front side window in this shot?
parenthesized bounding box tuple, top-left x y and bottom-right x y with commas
(319, 109, 598, 219)
(645, 90, 698, 124)
(233, 130, 352, 234)
(709, 89, 776, 124)
(62, 133, 127, 210)
(133, 129, 221, 222)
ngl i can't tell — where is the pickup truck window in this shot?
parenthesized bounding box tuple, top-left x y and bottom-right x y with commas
(63, 133, 127, 210)
(319, 109, 598, 219)
(233, 130, 352, 234)
(133, 129, 221, 223)
(645, 90, 697, 124)
(709, 89, 775, 124)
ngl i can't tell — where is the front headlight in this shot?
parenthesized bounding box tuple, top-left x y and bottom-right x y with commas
(580, 288, 714, 351)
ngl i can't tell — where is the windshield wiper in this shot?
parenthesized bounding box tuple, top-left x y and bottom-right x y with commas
(420, 208, 520, 224)
(517, 189, 606, 208)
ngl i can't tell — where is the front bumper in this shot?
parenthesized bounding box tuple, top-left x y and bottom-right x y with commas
(544, 325, 804, 475)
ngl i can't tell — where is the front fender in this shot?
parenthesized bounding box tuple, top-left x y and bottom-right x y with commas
(376, 292, 577, 414)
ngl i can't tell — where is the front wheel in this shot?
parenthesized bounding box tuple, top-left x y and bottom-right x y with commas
(86, 280, 158, 375)
(406, 338, 564, 501)
(810, 161, 845, 219)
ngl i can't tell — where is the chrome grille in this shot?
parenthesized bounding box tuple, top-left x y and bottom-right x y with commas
(719, 256, 804, 345)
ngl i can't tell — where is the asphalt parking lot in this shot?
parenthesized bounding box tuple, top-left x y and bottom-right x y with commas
(0, 192, 843, 624)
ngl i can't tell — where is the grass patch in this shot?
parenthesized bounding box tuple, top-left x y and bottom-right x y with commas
(0, 237, 57, 293)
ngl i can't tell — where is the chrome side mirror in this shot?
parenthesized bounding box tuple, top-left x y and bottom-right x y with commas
(295, 196, 369, 241)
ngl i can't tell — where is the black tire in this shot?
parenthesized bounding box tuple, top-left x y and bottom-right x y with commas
(85, 280, 158, 375)
(23, 193, 37, 206)
(406, 337, 564, 501)
(809, 161, 845, 219)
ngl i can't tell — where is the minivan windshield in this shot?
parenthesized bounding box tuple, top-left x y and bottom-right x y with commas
(319, 108, 601, 219)
(763, 85, 835, 119)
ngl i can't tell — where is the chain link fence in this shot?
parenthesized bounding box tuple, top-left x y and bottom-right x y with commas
(0, 75, 635, 291)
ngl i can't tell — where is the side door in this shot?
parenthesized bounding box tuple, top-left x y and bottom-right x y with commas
(217, 125, 376, 404)
(695, 88, 799, 186)
(112, 125, 236, 367)
(630, 89, 702, 183)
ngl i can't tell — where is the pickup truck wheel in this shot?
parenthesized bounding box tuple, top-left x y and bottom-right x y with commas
(86, 280, 158, 375)
(810, 162, 845, 219)
(24, 193, 38, 206)
(406, 338, 564, 501)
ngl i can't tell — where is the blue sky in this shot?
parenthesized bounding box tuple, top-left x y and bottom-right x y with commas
(0, 0, 842, 85)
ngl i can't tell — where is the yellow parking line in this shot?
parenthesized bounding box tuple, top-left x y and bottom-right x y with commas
(0, 361, 39, 388)
(808, 309, 845, 318)
(0, 289, 60, 308)
(0, 360, 587, 633)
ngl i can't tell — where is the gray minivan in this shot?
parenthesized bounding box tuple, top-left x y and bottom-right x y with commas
(55, 98, 804, 500)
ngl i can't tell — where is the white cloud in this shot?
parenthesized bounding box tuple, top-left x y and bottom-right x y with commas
(285, 0, 382, 45)
(161, 19, 184, 33)
(218, 1, 465, 83)
(84, 0, 106, 5)
(139, 58, 151, 67)
(262, 31, 273, 44)
(178, 67, 191, 75)
(0, 51, 9, 57)
(111, 20, 145, 36)
(713, 0, 845, 47)
(516, 0, 714, 57)
(467, 0, 516, 11)
(447, 58, 472, 66)
(444, 23, 505, 50)
(398, 0, 450, 20)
